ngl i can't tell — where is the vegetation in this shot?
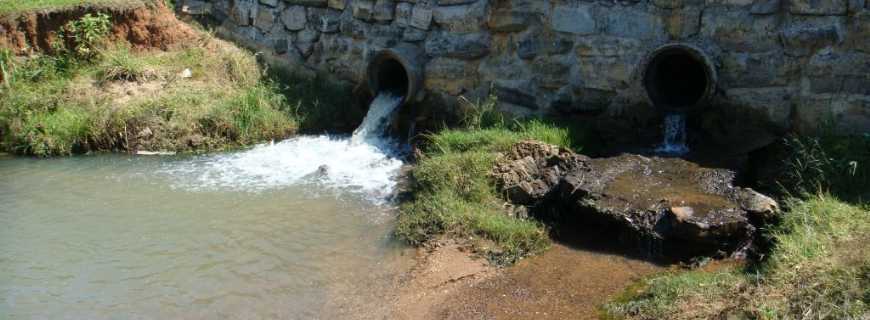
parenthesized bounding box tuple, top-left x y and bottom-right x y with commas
(0, 15, 300, 156)
(395, 95, 595, 264)
(604, 132, 870, 320)
(0, 0, 151, 15)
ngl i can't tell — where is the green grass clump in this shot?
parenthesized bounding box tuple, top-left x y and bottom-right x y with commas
(396, 97, 592, 263)
(604, 195, 869, 319)
(97, 45, 149, 82)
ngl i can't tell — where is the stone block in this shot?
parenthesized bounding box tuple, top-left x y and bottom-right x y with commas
(410, 4, 434, 30)
(254, 8, 276, 31)
(425, 57, 479, 95)
(531, 57, 571, 89)
(780, 23, 843, 56)
(308, 7, 341, 33)
(283, 0, 328, 7)
(433, 0, 487, 32)
(701, 7, 779, 52)
(575, 35, 642, 57)
(789, 0, 848, 15)
(750, 0, 781, 15)
(438, 0, 477, 5)
(425, 32, 491, 59)
(352, 0, 375, 21)
(328, 0, 346, 10)
(795, 95, 870, 134)
(373, 0, 395, 22)
(551, 3, 595, 35)
(259, 0, 279, 7)
(807, 50, 870, 95)
(403, 27, 428, 42)
(517, 31, 573, 60)
(281, 5, 307, 31)
(396, 2, 412, 27)
(493, 80, 539, 110)
(600, 5, 667, 40)
(719, 51, 796, 88)
(487, 9, 532, 33)
(576, 56, 634, 91)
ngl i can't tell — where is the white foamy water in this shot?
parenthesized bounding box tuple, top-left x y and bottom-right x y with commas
(655, 113, 689, 155)
(163, 93, 406, 203)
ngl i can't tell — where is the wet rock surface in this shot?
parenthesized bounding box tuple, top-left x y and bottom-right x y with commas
(493, 141, 779, 260)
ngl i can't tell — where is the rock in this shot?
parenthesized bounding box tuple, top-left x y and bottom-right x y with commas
(352, 0, 375, 21)
(789, 0, 848, 15)
(327, 0, 345, 10)
(737, 188, 779, 220)
(281, 6, 307, 31)
(373, 0, 395, 22)
(780, 23, 843, 56)
(307, 7, 341, 33)
(493, 143, 776, 260)
(424, 32, 490, 60)
(492, 141, 591, 205)
(283, 0, 327, 6)
(551, 3, 595, 35)
(432, 0, 487, 32)
(395, 2, 412, 27)
(750, 0, 781, 15)
(410, 3, 434, 30)
(259, 0, 279, 7)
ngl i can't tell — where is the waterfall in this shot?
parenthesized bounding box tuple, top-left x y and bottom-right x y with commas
(164, 92, 406, 204)
(655, 113, 689, 155)
(351, 92, 403, 144)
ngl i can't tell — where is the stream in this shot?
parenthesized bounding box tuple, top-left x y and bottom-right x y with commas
(0, 93, 411, 318)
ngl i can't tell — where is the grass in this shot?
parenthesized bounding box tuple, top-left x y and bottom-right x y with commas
(604, 196, 869, 319)
(604, 132, 870, 319)
(395, 98, 595, 264)
(0, 27, 301, 156)
(0, 0, 151, 15)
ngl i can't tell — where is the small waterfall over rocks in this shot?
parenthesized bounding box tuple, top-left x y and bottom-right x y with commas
(164, 92, 406, 204)
(655, 113, 689, 156)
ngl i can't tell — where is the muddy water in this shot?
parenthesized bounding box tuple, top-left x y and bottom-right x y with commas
(0, 155, 412, 319)
(429, 231, 666, 320)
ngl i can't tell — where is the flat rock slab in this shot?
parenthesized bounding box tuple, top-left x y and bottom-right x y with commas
(493, 141, 779, 260)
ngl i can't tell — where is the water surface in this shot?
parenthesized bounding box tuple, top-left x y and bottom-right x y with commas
(0, 154, 410, 319)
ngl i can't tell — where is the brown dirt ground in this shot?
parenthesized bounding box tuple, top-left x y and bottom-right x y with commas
(0, 0, 196, 55)
(355, 234, 668, 320)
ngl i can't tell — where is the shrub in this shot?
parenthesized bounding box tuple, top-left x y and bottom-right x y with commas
(56, 13, 112, 61)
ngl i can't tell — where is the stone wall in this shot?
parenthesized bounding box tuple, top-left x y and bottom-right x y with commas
(181, 0, 870, 152)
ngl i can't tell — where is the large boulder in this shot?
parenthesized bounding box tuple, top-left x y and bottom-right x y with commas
(492, 141, 780, 260)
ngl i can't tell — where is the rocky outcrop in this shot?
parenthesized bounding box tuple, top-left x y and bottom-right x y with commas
(493, 141, 779, 260)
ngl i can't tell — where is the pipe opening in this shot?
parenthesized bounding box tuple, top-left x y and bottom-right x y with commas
(367, 45, 423, 106)
(375, 58, 410, 97)
(643, 46, 713, 110)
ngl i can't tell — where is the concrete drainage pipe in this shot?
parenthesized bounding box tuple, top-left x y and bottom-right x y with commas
(642, 44, 717, 111)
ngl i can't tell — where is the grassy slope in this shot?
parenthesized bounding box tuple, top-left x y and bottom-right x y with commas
(395, 108, 597, 263)
(0, 28, 300, 156)
(0, 0, 150, 15)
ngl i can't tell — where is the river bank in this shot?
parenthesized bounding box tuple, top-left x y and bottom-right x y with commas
(0, 0, 359, 156)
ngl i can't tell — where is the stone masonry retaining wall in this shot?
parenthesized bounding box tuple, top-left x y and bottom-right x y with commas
(181, 0, 870, 152)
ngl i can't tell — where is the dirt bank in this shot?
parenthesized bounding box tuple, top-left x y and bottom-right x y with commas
(361, 234, 666, 320)
(0, 0, 196, 54)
